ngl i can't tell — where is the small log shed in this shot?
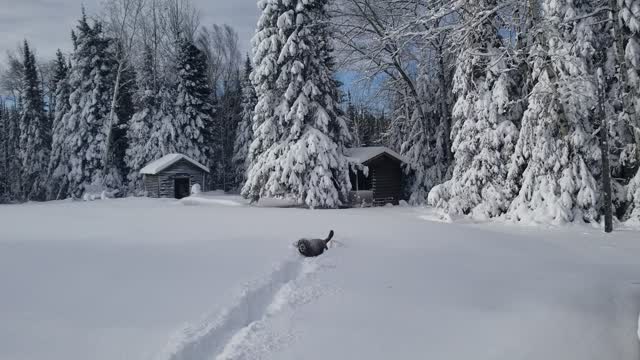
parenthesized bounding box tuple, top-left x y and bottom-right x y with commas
(345, 147, 408, 206)
(140, 154, 210, 199)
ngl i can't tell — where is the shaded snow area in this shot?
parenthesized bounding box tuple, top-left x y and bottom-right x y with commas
(1, 195, 640, 360)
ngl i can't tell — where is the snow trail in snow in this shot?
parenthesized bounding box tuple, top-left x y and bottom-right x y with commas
(155, 256, 320, 360)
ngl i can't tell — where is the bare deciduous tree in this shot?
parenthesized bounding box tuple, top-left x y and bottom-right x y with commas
(101, 0, 146, 177)
(196, 24, 241, 96)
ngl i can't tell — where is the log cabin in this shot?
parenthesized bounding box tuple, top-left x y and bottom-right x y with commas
(345, 147, 408, 206)
(140, 154, 210, 199)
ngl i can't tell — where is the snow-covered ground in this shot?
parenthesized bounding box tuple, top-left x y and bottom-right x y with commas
(1, 193, 640, 360)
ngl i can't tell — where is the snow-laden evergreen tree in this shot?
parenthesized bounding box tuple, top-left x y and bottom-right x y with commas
(505, 0, 601, 223)
(50, 50, 70, 126)
(125, 46, 158, 191)
(0, 102, 21, 202)
(0, 100, 8, 202)
(48, 13, 117, 199)
(586, 0, 639, 220)
(19, 40, 50, 201)
(232, 56, 257, 189)
(403, 107, 450, 204)
(174, 37, 214, 167)
(620, 0, 640, 219)
(47, 50, 71, 199)
(214, 76, 242, 191)
(401, 61, 454, 205)
(3, 106, 22, 200)
(428, 1, 522, 218)
(242, 0, 352, 208)
(109, 58, 135, 190)
(151, 86, 180, 154)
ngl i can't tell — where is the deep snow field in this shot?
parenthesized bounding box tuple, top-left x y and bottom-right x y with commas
(1, 193, 640, 360)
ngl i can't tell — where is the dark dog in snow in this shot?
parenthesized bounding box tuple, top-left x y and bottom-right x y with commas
(296, 230, 334, 257)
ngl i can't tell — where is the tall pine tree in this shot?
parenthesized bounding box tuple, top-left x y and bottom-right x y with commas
(174, 37, 214, 168)
(242, 0, 352, 208)
(0, 99, 8, 202)
(216, 75, 242, 191)
(19, 40, 50, 201)
(621, 0, 640, 220)
(109, 57, 136, 190)
(48, 12, 117, 198)
(428, 0, 522, 218)
(505, 0, 601, 223)
(47, 50, 71, 199)
(232, 56, 257, 189)
(125, 45, 158, 192)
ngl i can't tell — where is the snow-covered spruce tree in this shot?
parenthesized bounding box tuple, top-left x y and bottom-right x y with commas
(214, 76, 242, 191)
(403, 57, 455, 205)
(0, 102, 22, 202)
(48, 13, 117, 199)
(505, 0, 601, 223)
(19, 40, 50, 201)
(428, 1, 522, 218)
(174, 37, 214, 168)
(0, 100, 8, 202)
(242, 0, 352, 208)
(232, 55, 257, 189)
(47, 50, 71, 199)
(0, 101, 19, 202)
(403, 106, 451, 205)
(586, 0, 639, 220)
(50, 50, 70, 133)
(2, 106, 22, 200)
(151, 86, 180, 153)
(621, 0, 640, 220)
(125, 46, 158, 191)
(108, 58, 135, 190)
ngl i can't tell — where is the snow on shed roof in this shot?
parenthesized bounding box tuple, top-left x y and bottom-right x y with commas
(344, 146, 408, 165)
(140, 153, 210, 175)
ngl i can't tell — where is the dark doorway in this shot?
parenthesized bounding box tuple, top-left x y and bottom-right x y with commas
(174, 178, 190, 199)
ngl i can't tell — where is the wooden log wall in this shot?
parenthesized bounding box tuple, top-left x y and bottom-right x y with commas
(143, 159, 207, 198)
(143, 175, 160, 198)
(369, 156, 402, 205)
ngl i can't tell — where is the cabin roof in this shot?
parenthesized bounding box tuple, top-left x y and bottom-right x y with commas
(140, 153, 210, 175)
(344, 146, 408, 165)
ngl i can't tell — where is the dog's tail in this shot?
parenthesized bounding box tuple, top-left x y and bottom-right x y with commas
(324, 230, 334, 244)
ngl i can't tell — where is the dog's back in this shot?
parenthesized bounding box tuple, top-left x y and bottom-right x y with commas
(297, 230, 334, 257)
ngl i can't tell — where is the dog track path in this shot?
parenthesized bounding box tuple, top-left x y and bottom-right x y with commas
(155, 256, 319, 360)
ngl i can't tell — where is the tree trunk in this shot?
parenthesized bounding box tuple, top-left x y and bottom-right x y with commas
(437, 40, 452, 162)
(597, 68, 613, 233)
(103, 61, 123, 175)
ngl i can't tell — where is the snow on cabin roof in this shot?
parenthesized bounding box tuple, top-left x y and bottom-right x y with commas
(344, 146, 408, 165)
(140, 153, 210, 175)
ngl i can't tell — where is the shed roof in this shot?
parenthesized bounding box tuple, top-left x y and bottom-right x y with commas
(140, 153, 210, 175)
(344, 146, 408, 165)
